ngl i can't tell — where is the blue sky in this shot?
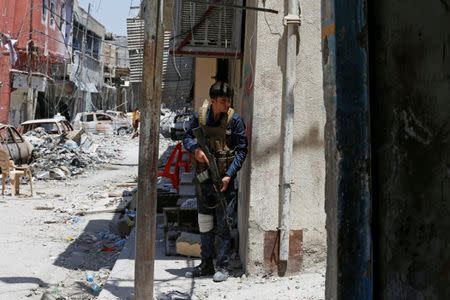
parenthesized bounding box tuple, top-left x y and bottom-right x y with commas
(77, 0, 139, 36)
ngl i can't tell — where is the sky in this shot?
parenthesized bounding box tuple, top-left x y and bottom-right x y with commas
(77, 0, 139, 36)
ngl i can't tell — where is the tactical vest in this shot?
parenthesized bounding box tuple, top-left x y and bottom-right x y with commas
(197, 100, 235, 176)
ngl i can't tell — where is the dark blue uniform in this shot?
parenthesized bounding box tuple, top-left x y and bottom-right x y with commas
(183, 106, 248, 268)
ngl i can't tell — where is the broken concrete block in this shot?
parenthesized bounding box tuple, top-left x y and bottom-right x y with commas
(60, 166, 71, 176)
(50, 168, 66, 180)
(36, 171, 51, 180)
(176, 232, 201, 258)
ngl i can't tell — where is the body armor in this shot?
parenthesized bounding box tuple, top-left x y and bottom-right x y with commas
(196, 101, 235, 177)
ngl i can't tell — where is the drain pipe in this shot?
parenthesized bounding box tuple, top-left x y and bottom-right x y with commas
(279, 0, 300, 274)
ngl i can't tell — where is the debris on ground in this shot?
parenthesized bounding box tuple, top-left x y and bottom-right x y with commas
(24, 128, 123, 180)
(157, 290, 191, 300)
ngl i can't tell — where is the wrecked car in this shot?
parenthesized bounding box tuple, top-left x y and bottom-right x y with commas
(0, 123, 33, 164)
(18, 117, 74, 136)
(72, 111, 131, 135)
(18, 117, 93, 151)
(105, 110, 130, 122)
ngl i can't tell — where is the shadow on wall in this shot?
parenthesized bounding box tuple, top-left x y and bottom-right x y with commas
(254, 123, 324, 159)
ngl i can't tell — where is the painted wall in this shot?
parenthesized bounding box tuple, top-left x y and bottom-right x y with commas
(239, 0, 325, 275)
(371, 1, 450, 298)
(0, 1, 16, 122)
(193, 57, 216, 111)
(321, 0, 372, 298)
(0, 0, 72, 123)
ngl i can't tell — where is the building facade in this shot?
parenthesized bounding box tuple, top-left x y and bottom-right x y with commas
(70, 0, 105, 115)
(168, 0, 326, 275)
(0, 0, 73, 125)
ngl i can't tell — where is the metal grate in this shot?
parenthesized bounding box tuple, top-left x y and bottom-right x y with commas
(174, 0, 242, 56)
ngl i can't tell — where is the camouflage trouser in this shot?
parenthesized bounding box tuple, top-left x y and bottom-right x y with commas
(196, 178, 237, 268)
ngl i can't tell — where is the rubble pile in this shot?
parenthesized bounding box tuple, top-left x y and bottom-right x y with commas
(24, 128, 121, 180)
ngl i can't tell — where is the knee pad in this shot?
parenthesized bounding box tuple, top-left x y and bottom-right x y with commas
(198, 213, 214, 233)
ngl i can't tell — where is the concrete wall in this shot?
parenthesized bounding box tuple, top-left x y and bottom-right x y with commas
(9, 90, 27, 127)
(193, 58, 216, 111)
(371, 1, 450, 298)
(239, 0, 325, 275)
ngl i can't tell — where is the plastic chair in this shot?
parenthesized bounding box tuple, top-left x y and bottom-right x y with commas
(0, 149, 33, 196)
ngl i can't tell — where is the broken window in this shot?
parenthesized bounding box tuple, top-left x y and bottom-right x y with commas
(96, 114, 112, 121)
(42, 0, 48, 22)
(60, 2, 65, 29)
(50, 1, 56, 27)
(85, 114, 94, 122)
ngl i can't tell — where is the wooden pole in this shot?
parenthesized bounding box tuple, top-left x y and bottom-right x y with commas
(135, 0, 164, 299)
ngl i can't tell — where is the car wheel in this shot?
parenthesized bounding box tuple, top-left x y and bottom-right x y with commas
(118, 127, 128, 136)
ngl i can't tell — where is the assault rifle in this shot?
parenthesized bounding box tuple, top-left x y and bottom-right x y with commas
(192, 127, 233, 228)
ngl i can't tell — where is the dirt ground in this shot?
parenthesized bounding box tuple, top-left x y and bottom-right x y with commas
(0, 134, 142, 300)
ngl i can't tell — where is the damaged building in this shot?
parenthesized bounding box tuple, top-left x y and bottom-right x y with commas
(0, 0, 131, 126)
(0, 0, 74, 126)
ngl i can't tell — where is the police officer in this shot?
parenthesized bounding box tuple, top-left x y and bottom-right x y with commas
(183, 81, 248, 282)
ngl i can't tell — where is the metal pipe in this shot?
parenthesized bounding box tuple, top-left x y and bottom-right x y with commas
(279, 0, 300, 271)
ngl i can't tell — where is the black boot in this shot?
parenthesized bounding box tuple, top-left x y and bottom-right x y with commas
(185, 259, 215, 278)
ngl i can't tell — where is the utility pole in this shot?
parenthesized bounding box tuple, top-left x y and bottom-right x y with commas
(26, 0, 34, 120)
(135, 0, 164, 299)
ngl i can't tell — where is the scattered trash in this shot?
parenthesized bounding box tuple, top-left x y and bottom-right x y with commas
(68, 216, 82, 224)
(85, 271, 100, 293)
(157, 290, 191, 300)
(114, 238, 127, 248)
(100, 247, 115, 252)
(64, 140, 78, 150)
(66, 236, 74, 242)
(96, 230, 127, 252)
(85, 271, 94, 283)
(34, 206, 55, 211)
(44, 220, 59, 224)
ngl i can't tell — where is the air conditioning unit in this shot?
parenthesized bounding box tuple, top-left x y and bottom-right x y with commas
(172, 0, 243, 58)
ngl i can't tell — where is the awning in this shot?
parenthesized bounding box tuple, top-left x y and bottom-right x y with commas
(10, 70, 50, 92)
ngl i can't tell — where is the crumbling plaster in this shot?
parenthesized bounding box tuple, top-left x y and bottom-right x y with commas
(240, 0, 325, 274)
